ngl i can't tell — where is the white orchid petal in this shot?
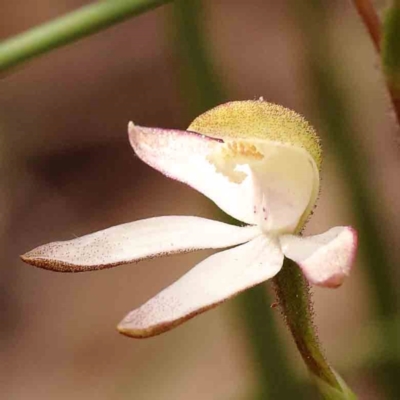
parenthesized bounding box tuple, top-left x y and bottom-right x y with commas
(129, 123, 258, 224)
(129, 124, 316, 232)
(280, 227, 358, 288)
(246, 143, 317, 233)
(117, 235, 283, 338)
(21, 216, 261, 272)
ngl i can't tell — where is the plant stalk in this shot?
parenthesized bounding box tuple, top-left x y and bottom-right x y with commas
(274, 260, 336, 386)
(0, 0, 173, 73)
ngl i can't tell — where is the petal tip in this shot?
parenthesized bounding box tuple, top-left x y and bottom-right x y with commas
(20, 252, 72, 272)
(312, 226, 357, 288)
(20, 251, 45, 268)
(282, 225, 358, 289)
(347, 225, 358, 258)
(325, 275, 345, 288)
(310, 272, 346, 289)
(20, 253, 31, 264)
(337, 225, 358, 269)
(127, 123, 149, 151)
(127, 121, 135, 132)
(20, 245, 91, 273)
(117, 322, 143, 339)
(117, 319, 157, 339)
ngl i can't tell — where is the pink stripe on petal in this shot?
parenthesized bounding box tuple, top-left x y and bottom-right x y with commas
(21, 216, 260, 272)
(117, 235, 283, 338)
(280, 226, 358, 288)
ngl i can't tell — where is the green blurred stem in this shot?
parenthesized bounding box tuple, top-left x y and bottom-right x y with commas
(171, 0, 225, 116)
(382, 1, 400, 122)
(237, 286, 304, 399)
(172, 1, 301, 398)
(0, 0, 173, 73)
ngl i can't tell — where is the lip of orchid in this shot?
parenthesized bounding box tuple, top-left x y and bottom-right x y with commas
(210, 139, 319, 235)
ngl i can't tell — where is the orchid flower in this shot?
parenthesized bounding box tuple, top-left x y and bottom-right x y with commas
(21, 100, 357, 339)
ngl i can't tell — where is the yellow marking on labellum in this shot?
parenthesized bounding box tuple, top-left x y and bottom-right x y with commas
(221, 141, 264, 161)
(206, 140, 266, 184)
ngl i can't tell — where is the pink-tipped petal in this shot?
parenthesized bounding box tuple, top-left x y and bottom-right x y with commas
(129, 123, 258, 225)
(21, 216, 260, 272)
(280, 226, 358, 288)
(117, 235, 283, 338)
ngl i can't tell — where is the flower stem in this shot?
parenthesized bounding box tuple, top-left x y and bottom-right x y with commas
(274, 259, 338, 389)
(0, 0, 173, 73)
(274, 259, 357, 399)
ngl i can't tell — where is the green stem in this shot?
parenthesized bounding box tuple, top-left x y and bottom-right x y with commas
(171, 0, 225, 115)
(382, 1, 400, 122)
(274, 260, 357, 399)
(0, 0, 173, 73)
(274, 261, 337, 385)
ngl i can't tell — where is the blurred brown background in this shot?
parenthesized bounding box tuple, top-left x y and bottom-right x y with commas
(1, 1, 399, 399)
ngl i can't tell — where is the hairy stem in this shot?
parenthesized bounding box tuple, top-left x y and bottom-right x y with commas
(274, 259, 357, 399)
(274, 259, 338, 388)
(0, 0, 173, 73)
